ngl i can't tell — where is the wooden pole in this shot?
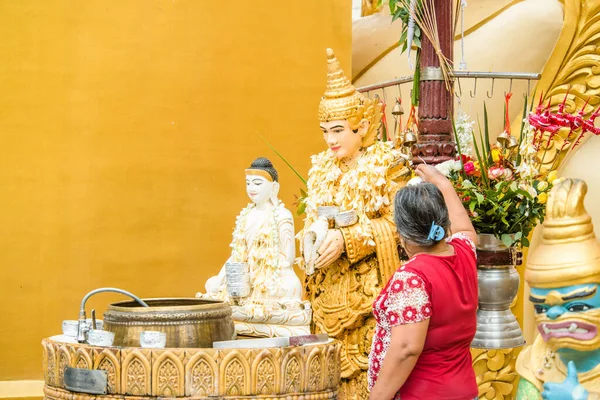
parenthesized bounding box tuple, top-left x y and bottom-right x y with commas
(413, 0, 455, 165)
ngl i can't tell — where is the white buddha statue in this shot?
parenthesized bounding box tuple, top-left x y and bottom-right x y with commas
(198, 157, 311, 338)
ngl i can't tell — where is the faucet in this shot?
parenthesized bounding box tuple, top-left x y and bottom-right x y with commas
(77, 287, 149, 343)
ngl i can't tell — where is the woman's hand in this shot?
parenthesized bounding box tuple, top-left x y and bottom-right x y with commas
(314, 229, 345, 269)
(414, 164, 451, 188)
(415, 163, 477, 244)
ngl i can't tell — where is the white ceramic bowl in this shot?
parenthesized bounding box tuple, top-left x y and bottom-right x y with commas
(140, 331, 167, 348)
(87, 329, 115, 347)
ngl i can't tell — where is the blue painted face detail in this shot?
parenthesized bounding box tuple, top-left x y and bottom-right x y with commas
(530, 284, 600, 319)
(530, 284, 600, 373)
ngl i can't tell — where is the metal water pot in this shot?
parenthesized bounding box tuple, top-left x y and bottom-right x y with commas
(471, 234, 525, 349)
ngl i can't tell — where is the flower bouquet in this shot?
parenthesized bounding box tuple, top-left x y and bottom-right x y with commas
(436, 92, 599, 248)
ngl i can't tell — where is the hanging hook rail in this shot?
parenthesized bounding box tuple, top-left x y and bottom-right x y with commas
(486, 78, 495, 98)
(356, 71, 541, 93)
(470, 78, 478, 98)
(455, 77, 463, 98)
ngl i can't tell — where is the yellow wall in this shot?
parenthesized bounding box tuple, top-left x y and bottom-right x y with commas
(0, 0, 351, 384)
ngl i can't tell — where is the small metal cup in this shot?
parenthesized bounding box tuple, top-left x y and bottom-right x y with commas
(227, 281, 251, 298)
(62, 320, 80, 338)
(225, 262, 249, 274)
(335, 210, 358, 228)
(87, 329, 115, 347)
(318, 206, 339, 229)
(140, 331, 167, 348)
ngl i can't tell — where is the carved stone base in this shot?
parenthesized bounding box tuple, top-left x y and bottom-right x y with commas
(471, 347, 519, 400)
(231, 301, 312, 338)
(235, 321, 310, 338)
(42, 336, 340, 398)
(44, 385, 338, 400)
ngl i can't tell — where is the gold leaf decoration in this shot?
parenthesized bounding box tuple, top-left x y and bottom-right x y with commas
(471, 348, 519, 400)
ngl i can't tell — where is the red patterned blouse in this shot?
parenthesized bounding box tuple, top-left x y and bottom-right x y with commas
(368, 234, 479, 400)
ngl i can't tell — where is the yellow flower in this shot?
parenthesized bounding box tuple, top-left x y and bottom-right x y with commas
(492, 149, 501, 163)
(538, 192, 548, 204)
(537, 181, 549, 192)
(547, 170, 558, 183)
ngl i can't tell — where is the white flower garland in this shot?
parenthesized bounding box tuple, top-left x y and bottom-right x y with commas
(230, 201, 282, 297)
(302, 141, 400, 247)
(455, 110, 475, 156)
(516, 119, 539, 180)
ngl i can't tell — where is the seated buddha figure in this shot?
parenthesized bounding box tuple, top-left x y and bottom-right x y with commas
(198, 157, 311, 338)
(516, 178, 600, 399)
(298, 48, 411, 400)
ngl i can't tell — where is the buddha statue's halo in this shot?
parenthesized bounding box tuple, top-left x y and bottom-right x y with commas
(317, 48, 382, 148)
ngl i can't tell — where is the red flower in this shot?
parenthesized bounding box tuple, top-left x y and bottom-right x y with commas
(421, 304, 432, 318)
(464, 161, 476, 176)
(462, 196, 471, 202)
(388, 311, 400, 325)
(408, 275, 423, 288)
(402, 306, 418, 322)
(390, 279, 404, 293)
(460, 154, 472, 163)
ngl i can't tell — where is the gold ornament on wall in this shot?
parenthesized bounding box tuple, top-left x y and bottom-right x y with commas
(471, 348, 519, 400)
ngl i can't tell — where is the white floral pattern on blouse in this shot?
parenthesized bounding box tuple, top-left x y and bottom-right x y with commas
(368, 266, 432, 390)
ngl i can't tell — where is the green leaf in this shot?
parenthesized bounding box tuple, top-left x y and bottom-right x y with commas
(400, 41, 408, 54)
(483, 103, 492, 164)
(471, 129, 489, 187)
(522, 236, 530, 247)
(475, 192, 484, 205)
(411, 50, 420, 106)
(462, 180, 475, 189)
(258, 132, 307, 186)
(501, 234, 514, 248)
(399, 29, 408, 44)
(296, 202, 307, 216)
(469, 201, 476, 213)
(514, 232, 523, 241)
(413, 36, 421, 48)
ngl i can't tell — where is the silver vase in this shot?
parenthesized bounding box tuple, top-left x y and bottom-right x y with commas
(471, 233, 525, 349)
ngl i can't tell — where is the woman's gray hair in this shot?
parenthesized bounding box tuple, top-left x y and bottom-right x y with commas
(394, 183, 450, 247)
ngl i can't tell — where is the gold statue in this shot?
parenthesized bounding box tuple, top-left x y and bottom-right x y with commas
(516, 178, 600, 399)
(299, 48, 411, 400)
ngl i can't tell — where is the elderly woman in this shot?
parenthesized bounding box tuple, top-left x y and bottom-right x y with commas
(368, 164, 479, 400)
